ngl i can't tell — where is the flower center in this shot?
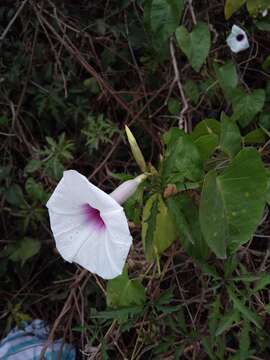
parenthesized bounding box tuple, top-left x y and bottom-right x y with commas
(82, 203, 105, 230)
(236, 34, 244, 42)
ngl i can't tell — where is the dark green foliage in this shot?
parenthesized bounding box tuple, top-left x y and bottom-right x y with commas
(1, 1, 270, 359)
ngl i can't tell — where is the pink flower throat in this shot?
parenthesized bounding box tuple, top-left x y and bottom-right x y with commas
(82, 203, 105, 230)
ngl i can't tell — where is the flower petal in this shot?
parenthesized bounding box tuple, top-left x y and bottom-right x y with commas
(226, 25, 249, 53)
(46, 170, 133, 279)
(49, 212, 97, 262)
(47, 170, 121, 214)
(72, 211, 132, 279)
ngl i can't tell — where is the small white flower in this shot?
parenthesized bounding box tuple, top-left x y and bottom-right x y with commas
(226, 25, 249, 53)
(262, 9, 268, 17)
(46, 170, 144, 279)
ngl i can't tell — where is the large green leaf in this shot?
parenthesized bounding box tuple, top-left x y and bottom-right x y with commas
(219, 113, 241, 158)
(199, 148, 267, 258)
(142, 193, 177, 261)
(106, 267, 145, 308)
(167, 194, 210, 261)
(162, 128, 203, 185)
(214, 61, 238, 101)
(232, 89, 265, 128)
(224, 0, 246, 19)
(146, 0, 185, 43)
(175, 21, 211, 72)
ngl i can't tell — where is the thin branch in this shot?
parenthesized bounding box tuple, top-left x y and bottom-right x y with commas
(169, 38, 189, 131)
(0, 0, 29, 42)
(188, 0, 197, 25)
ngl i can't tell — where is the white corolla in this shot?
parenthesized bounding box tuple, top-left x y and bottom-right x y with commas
(226, 25, 250, 53)
(47, 170, 144, 279)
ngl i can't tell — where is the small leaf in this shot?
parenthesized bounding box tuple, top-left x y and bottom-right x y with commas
(191, 118, 220, 141)
(209, 297, 221, 337)
(162, 128, 203, 185)
(199, 148, 267, 258)
(244, 128, 266, 144)
(259, 112, 270, 130)
(239, 320, 250, 360)
(25, 178, 48, 202)
(0, 115, 10, 126)
(214, 61, 238, 101)
(25, 159, 42, 174)
(194, 134, 219, 162)
(168, 98, 181, 115)
(5, 184, 24, 206)
(219, 113, 241, 158)
(232, 275, 260, 282)
(184, 80, 200, 104)
(175, 21, 211, 72)
(215, 310, 238, 336)
(253, 273, 270, 292)
(224, 0, 246, 19)
(255, 19, 270, 31)
(83, 77, 100, 94)
(0, 166, 11, 182)
(9, 237, 41, 266)
(106, 267, 145, 308)
(232, 89, 265, 128)
(228, 289, 262, 328)
(142, 194, 177, 261)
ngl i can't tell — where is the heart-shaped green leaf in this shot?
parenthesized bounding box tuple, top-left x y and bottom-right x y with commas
(219, 113, 241, 158)
(214, 61, 238, 101)
(175, 21, 211, 72)
(232, 89, 265, 128)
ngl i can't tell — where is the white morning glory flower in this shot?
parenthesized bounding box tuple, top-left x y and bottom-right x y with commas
(47, 170, 144, 279)
(226, 25, 250, 53)
(262, 9, 268, 18)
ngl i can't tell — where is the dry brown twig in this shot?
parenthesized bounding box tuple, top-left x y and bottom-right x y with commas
(0, 0, 29, 42)
(188, 0, 197, 25)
